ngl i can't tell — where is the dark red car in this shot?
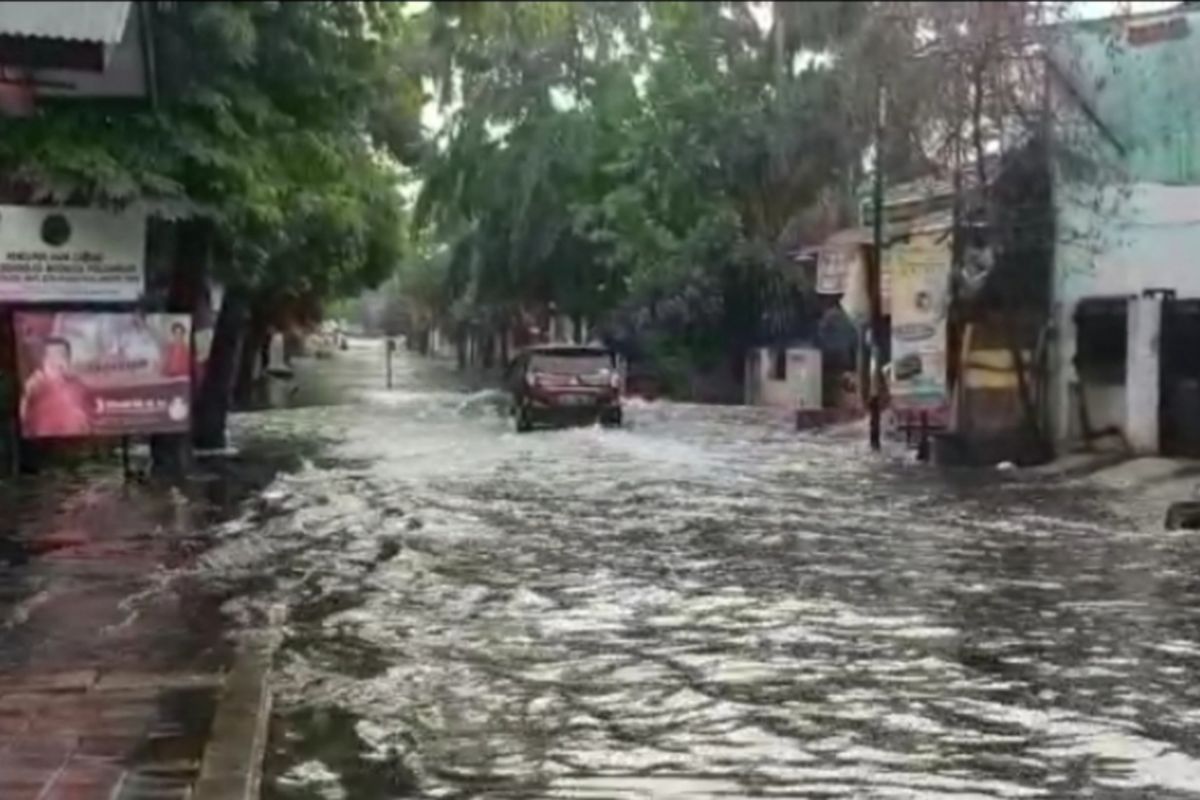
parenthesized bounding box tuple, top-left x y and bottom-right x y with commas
(507, 345, 623, 432)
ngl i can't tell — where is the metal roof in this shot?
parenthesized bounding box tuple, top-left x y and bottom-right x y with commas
(0, 1, 132, 44)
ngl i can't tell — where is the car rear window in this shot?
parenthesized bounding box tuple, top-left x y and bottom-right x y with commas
(529, 353, 612, 374)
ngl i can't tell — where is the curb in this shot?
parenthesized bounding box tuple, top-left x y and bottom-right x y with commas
(192, 630, 280, 800)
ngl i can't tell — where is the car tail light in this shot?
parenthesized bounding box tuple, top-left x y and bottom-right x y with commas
(526, 372, 540, 388)
(609, 371, 621, 390)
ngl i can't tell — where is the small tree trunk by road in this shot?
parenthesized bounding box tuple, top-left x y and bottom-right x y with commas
(1003, 312, 1049, 462)
(234, 315, 269, 408)
(482, 332, 496, 368)
(194, 287, 249, 450)
(151, 218, 211, 477)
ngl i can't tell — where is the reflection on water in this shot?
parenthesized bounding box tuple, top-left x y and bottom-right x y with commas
(196, 343, 1200, 799)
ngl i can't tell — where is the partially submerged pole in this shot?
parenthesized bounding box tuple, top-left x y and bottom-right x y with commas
(868, 74, 887, 451)
(385, 338, 395, 389)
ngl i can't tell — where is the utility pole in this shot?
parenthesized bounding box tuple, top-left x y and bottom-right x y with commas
(385, 337, 395, 389)
(868, 74, 887, 451)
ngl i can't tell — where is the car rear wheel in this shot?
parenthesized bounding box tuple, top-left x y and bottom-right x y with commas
(601, 408, 623, 428)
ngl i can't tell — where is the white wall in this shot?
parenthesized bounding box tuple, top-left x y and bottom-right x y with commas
(547, 315, 587, 344)
(745, 347, 822, 410)
(1065, 384, 1125, 442)
(1126, 294, 1163, 453)
(1056, 183, 1200, 305)
(1051, 182, 1200, 448)
(428, 327, 456, 359)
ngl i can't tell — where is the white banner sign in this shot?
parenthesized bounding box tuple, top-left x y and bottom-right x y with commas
(0, 205, 146, 303)
(888, 233, 951, 411)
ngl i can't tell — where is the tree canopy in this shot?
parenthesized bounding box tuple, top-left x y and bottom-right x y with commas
(403, 1, 1089, 392)
(1, 0, 1091, 395)
(0, 1, 426, 303)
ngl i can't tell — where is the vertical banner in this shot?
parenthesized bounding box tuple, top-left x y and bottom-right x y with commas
(14, 312, 192, 439)
(889, 233, 951, 413)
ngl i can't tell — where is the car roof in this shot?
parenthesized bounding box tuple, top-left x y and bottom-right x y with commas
(524, 344, 612, 356)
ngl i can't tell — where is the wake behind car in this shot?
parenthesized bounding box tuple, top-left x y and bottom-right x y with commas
(507, 345, 623, 431)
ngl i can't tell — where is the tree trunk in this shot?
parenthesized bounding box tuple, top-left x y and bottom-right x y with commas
(193, 287, 249, 450)
(482, 332, 496, 369)
(151, 219, 212, 476)
(0, 308, 17, 478)
(260, 333, 271, 372)
(1003, 313, 1049, 462)
(234, 315, 268, 408)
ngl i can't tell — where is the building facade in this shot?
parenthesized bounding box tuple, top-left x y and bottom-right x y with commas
(1048, 7, 1200, 456)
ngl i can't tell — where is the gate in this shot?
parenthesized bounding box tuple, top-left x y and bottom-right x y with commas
(1160, 298, 1200, 457)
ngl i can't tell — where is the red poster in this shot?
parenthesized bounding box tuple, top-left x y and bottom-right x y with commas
(15, 312, 192, 439)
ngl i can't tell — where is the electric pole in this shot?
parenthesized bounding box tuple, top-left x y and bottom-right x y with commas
(868, 74, 887, 451)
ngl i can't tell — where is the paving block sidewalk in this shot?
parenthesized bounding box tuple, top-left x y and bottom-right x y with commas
(0, 670, 221, 800)
(0, 469, 271, 800)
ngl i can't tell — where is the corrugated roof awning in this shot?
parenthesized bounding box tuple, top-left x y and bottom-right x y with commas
(0, 1, 131, 44)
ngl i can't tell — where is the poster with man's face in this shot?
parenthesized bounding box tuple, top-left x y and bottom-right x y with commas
(14, 312, 192, 439)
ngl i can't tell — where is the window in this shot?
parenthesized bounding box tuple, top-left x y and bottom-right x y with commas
(772, 347, 787, 381)
(1074, 298, 1127, 385)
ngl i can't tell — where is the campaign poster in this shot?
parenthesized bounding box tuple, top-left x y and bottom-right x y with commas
(0, 206, 145, 303)
(14, 312, 192, 439)
(888, 233, 951, 412)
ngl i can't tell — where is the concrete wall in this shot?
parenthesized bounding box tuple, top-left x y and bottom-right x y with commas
(1048, 8, 1200, 453)
(1050, 9, 1200, 186)
(1051, 182, 1200, 451)
(547, 315, 588, 344)
(745, 347, 822, 410)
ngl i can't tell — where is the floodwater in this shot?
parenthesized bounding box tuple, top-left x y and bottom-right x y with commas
(197, 342, 1200, 799)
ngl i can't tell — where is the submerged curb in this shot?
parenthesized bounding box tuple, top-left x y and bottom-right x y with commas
(193, 629, 280, 800)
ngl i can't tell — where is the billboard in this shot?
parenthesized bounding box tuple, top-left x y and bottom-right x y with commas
(888, 233, 951, 412)
(15, 312, 191, 439)
(0, 205, 145, 303)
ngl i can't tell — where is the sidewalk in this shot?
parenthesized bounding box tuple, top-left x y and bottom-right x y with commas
(0, 670, 220, 799)
(1024, 451, 1200, 529)
(0, 458, 280, 800)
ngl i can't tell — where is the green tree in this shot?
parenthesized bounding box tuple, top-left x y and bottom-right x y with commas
(412, 2, 873, 394)
(0, 2, 425, 446)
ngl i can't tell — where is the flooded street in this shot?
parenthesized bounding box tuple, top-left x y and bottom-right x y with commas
(202, 343, 1200, 799)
